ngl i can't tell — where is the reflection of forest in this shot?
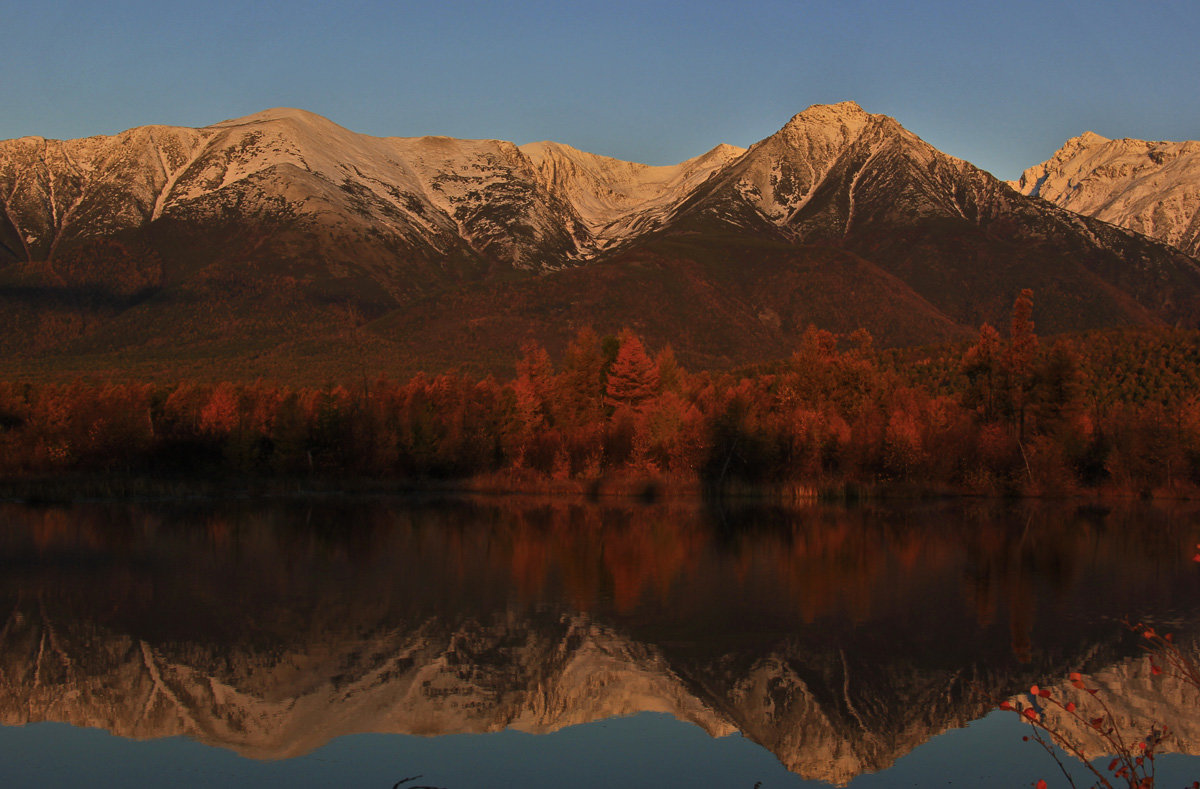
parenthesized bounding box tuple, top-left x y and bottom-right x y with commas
(0, 498, 1197, 783)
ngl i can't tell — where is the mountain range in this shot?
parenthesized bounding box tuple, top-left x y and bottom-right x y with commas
(2, 102, 1199, 379)
(1012, 131, 1200, 257)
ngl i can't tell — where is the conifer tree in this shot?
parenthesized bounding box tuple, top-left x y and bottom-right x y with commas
(556, 327, 605, 424)
(654, 344, 682, 393)
(513, 341, 555, 429)
(604, 329, 659, 412)
(963, 323, 1002, 422)
(1006, 289, 1039, 441)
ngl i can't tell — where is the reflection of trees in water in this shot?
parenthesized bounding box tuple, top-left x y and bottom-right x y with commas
(2, 498, 1198, 650)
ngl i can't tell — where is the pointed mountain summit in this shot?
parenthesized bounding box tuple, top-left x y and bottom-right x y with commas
(1012, 132, 1200, 257)
(636, 102, 1200, 337)
(1, 103, 1198, 379)
(211, 106, 340, 127)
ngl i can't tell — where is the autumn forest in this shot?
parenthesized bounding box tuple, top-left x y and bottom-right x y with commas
(2, 291, 1200, 500)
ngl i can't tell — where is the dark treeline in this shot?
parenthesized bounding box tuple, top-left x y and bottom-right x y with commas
(2, 291, 1199, 498)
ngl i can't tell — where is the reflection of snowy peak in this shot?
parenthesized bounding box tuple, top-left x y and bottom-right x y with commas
(1011, 651, 1200, 762)
(8, 584, 1197, 786)
(3, 499, 1200, 785)
(0, 602, 967, 784)
(1011, 132, 1200, 257)
(0, 606, 732, 761)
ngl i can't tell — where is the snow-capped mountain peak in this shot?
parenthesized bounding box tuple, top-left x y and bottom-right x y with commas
(1011, 131, 1200, 256)
(211, 106, 337, 128)
(782, 100, 871, 128)
(670, 101, 906, 229)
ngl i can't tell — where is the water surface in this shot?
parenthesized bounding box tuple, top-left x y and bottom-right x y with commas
(0, 497, 1197, 786)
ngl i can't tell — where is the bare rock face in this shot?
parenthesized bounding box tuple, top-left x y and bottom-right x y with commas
(1011, 132, 1200, 257)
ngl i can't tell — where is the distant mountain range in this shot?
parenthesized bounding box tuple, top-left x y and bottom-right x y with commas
(2, 102, 1198, 379)
(1011, 131, 1200, 258)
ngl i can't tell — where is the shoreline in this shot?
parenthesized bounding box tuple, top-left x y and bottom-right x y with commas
(2, 472, 1196, 506)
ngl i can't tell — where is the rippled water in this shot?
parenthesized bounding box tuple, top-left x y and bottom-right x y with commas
(0, 496, 1197, 787)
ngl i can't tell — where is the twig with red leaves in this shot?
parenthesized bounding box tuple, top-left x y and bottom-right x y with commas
(1000, 675, 1169, 789)
(1130, 621, 1200, 693)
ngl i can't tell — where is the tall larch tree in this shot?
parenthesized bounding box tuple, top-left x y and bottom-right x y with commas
(512, 340, 556, 459)
(963, 323, 1002, 423)
(1006, 288, 1038, 441)
(555, 327, 606, 424)
(604, 329, 660, 413)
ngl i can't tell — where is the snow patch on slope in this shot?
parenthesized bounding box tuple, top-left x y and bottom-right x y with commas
(724, 101, 877, 223)
(520, 139, 745, 247)
(1011, 132, 1200, 256)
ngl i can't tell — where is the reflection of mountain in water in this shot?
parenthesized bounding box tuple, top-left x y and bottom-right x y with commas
(0, 499, 1197, 785)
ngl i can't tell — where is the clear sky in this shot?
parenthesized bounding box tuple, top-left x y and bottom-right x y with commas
(2, 0, 1197, 179)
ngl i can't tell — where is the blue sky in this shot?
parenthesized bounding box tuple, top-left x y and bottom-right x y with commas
(2, 0, 1197, 179)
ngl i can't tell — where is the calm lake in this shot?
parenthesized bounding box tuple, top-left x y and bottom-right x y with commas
(0, 496, 1197, 787)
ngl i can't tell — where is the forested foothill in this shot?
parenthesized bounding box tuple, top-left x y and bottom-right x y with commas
(2, 291, 1199, 500)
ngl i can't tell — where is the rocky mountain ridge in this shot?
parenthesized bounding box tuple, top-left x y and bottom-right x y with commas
(1011, 131, 1200, 257)
(519, 138, 744, 249)
(0, 107, 590, 280)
